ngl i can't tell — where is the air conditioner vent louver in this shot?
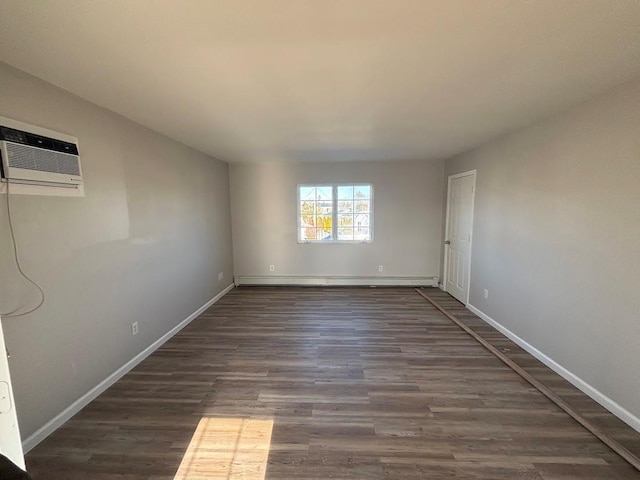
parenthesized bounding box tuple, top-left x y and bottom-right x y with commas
(0, 118, 82, 187)
(6, 142, 80, 176)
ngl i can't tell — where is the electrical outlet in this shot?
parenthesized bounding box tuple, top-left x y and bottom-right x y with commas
(378, 265, 384, 272)
(484, 289, 489, 299)
(218, 271, 224, 281)
(131, 322, 139, 335)
(269, 265, 275, 272)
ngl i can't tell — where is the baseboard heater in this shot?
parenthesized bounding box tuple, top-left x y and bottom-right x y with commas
(235, 275, 439, 287)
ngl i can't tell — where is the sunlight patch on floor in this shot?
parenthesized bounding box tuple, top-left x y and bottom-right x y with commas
(174, 417, 274, 480)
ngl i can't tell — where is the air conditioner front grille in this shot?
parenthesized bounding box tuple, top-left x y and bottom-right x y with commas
(6, 141, 80, 176)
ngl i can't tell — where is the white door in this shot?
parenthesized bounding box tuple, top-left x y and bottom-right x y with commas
(0, 318, 25, 468)
(444, 171, 475, 304)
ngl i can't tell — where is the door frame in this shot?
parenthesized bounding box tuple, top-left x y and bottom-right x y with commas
(0, 318, 25, 468)
(443, 169, 477, 305)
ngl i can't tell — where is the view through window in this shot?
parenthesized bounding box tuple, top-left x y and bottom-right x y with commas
(298, 184, 373, 242)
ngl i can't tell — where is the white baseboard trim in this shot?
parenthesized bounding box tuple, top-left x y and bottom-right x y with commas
(467, 303, 640, 433)
(235, 275, 438, 287)
(22, 283, 235, 453)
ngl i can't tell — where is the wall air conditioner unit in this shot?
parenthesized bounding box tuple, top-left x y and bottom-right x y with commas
(0, 118, 82, 188)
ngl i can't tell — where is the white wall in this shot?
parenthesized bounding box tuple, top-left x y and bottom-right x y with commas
(445, 78, 640, 428)
(0, 62, 234, 443)
(230, 160, 444, 283)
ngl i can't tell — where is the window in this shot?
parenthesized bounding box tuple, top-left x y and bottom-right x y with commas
(298, 184, 373, 243)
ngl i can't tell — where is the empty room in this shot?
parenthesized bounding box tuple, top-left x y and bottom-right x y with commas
(0, 1, 639, 479)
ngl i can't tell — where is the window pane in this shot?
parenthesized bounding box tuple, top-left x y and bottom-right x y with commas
(338, 200, 353, 213)
(300, 186, 315, 201)
(300, 202, 314, 225)
(338, 186, 353, 200)
(316, 214, 332, 229)
(338, 227, 353, 240)
(355, 214, 369, 227)
(338, 214, 353, 227)
(317, 201, 332, 215)
(317, 227, 332, 241)
(354, 227, 370, 241)
(316, 186, 332, 201)
(354, 200, 370, 213)
(354, 185, 370, 199)
(301, 227, 316, 241)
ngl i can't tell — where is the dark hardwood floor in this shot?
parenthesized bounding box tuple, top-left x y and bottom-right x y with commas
(25, 287, 640, 479)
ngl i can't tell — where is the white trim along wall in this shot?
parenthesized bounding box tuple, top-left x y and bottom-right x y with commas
(444, 78, 640, 432)
(22, 284, 234, 452)
(468, 303, 640, 433)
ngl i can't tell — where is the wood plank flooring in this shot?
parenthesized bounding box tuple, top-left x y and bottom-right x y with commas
(25, 287, 640, 479)
(422, 289, 640, 463)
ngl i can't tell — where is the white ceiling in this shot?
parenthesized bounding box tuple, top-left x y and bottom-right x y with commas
(1, 1, 639, 163)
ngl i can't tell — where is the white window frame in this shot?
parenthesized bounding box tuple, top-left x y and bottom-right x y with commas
(297, 183, 374, 244)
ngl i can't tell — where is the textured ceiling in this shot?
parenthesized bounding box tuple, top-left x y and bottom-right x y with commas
(1, 0, 639, 163)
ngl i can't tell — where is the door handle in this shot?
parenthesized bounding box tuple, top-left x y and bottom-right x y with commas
(444, 240, 450, 245)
